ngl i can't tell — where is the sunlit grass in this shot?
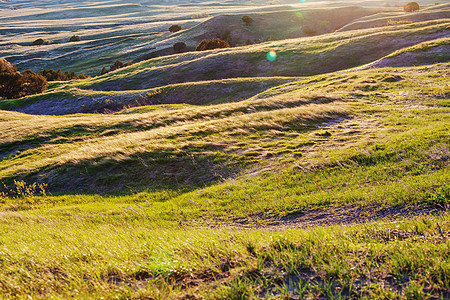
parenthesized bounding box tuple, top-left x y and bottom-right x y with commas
(0, 211, 448, 298)
(0, 61, 448, 298)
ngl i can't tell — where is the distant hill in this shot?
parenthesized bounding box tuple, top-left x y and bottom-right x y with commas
(357, 37, 449, 69)
(338, 3, 450, 31)
(80, 19, 450, 91)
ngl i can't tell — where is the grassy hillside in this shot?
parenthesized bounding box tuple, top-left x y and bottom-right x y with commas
(359, 37, 450, 69)
(70, 19, 449, 91)
(0, 0, 260, 75)
(0, 211, 448, 299)
(5, 19, 448, 115)
(0, 77, 298, 115)
(1, 2, 382, 76)
(338, 3, 450, 31)
(146, 6, 385, 52)
(0, 63, 449, 298)
(1, 63, 448, 195)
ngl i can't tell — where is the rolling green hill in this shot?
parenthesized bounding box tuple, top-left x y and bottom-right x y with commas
(0, 18, 447, 116)
(0, 61, 448, 298)
(73, 19, 450, 91)
(338, 3, 450, 31)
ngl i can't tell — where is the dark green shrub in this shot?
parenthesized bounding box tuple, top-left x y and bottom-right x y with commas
(242, 15, 253, 26)
(0, 58, 47, 99)
(32, 38, 44, 46)
(110, 59, 130, 71)
(169, 25, 182, 33)
(404, 2, 420, 12)
(173, 42, 187, 53)
(39, 69, 89, 81)
(195, 38, 230, 51)
(111, 60, 125, 71)
(69, 35, 81, 42)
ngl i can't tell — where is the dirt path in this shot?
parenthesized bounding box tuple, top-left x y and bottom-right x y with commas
(213, 203, 449, 230)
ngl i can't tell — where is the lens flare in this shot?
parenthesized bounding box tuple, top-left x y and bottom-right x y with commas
(266, 50, 277, 62)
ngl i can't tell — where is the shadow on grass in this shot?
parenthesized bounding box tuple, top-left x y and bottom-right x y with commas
(3, 147, 249, 195)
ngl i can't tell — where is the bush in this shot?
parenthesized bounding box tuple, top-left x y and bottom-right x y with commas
(0, 63, 47, 99)
(0, 72, 23, 99)
(69, 35, 81, 42)
(195, 38, 230, 51)
(21, 71, 47, 96)
(99, 60, 132, 75)
(110, 59, 132, 72)
(100, 60, 132, 75)
(111, 60, 125, 71)
(169, 25, 182, 33)
(242, 15, 253, 26)
(173, 42, 187, 53)
(0, 58, 17, 74)
(404, 2, 420, 12)
(32, 38, 44, 46)
(39, 69, 89, 81)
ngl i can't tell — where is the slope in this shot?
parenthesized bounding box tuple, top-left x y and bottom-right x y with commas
(71, 19, 450, 91)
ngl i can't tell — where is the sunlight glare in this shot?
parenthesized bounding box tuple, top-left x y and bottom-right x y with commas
(266, 50, 277, 61)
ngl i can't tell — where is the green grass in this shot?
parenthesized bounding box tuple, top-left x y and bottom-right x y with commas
(359, 37, 450, 69)
(0, 77, 298, 115)
(0, 22, 449, 297)
(1, 64, 448, 195)
(0, 3, 385, 76)
(387, 37, 450, 56)
(63, 19, 449, 91)
(0, 211, 448, 299)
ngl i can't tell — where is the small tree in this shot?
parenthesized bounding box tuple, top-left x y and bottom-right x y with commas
(195, 38, 230, 51)
(69, 35, 81, 42)
(109, 60, 131, 72)
(32, 38, 44, 46)
(404, 2, 420, 12)
(101, 66, 109, 75)
(0, 70, 47, 99)
(21, 71, 47, 96)
(0, 58, 17, 74)
(242, 15, 253, 26)
(169, 25, 182, 33)
(110, 60, 125, 72)
(173, 42, 187, 53)
(0, 72, 23, 99)
(56, 69, 65, 80)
